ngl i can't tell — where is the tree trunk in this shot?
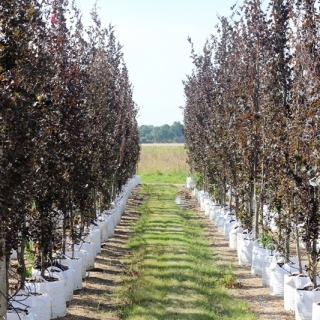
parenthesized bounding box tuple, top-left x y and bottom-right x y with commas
(0, 238, 7, 319)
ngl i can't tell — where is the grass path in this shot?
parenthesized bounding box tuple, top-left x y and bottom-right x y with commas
(120, 184, 255, 320)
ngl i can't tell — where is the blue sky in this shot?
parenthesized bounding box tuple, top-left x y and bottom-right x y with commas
(76, 0, 238, 126)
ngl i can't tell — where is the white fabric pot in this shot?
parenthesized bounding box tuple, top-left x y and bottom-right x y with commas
(10, 290, 51, 320)
(295, 287, 320, 320)
(85, 227, 101, 255)
(214, 209, 223, 226)
(284, 274, 296, 311)
(312, 302, 320, 320)
(204, 199, 211, 216)
(7, 310, 34, 320)
(229, 226, 242, 249)
(98, 218, 109, 242)
(106, 215, 115, 238)
(209, 205, 220, 221)
(262, 254, 276, 287)
(61, 257, 82, 290)
(251, 246, 267, 276)
(224, 220, 236, 241)
(217, 216, 225, 233)
(270, 262, 297, 297)
(25, 277, 66, 319)
(69, 249, 88, 278)
(75, 242, 94, 270)
(32, 266, 73, 302)
(237, 234, 254, 266)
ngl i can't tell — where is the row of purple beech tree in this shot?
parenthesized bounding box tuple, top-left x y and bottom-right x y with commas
(0, 0, 140, 312)
(184, 0, 320, 287)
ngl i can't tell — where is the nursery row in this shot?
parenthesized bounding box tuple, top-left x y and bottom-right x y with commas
(187, 177, 320, 320)
(183, 0, 320, 301)
(0, 0, 140, 318)
(6, 176, 140, 320)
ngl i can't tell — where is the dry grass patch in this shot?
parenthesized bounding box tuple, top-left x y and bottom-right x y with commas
(138, 145, 189, 183)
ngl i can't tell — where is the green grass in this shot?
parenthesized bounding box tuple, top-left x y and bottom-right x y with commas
(138, 145, 189, 184)
(119, 184, 255, 320)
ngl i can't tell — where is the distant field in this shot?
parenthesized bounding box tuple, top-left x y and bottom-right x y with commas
(138, 144, 189, 184)
(141, 143, 184, 147)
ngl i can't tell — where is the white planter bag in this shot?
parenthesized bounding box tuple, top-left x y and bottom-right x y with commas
(295, 286, 320, 320)
(32, 266, 74, 302)
(69, 249, 88, 278)
(217, 216, 226, 233)
(212, 206, 220, 224)
(25, 277, 66, 319)
(61, 257, 83, 290)
(270, 262, 296, 297)
(284, 274, 296, 311)
(214, 210, 223, 227)
(98, 218, 108, 242)
(283, 272, 309, 311)
(204, 199, 212, 216)
(262, 254, 277, 287)
(224, 220, 236, 241)
(10, 290, 51, 320)
(229, 226, 242, 249)
(106, 215, 115, 238)
(85, 227, 101, 255)
(7, 310, 34, 320)
(75, 242, 94, 270)
(251, 245, 267, 276)
(209, 204, 219, 221)
(237, 233, 254, 266)
(312, 302, 320, 320)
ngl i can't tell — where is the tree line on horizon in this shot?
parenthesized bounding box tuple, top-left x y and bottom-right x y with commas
(139, 121, 185, 143)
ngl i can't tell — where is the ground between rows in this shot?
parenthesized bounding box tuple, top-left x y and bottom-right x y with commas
(58, 184, 295, 319)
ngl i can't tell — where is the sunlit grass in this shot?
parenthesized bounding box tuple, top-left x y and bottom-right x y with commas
(138, 144, 189, 184)
(119, 184, 255, 320)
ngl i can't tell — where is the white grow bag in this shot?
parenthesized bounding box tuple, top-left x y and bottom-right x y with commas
(209, 204, 219, 221)
(25, 277, 66, 319)
(7, 310, 34, 320)
(75, 242, 94, 270)
(295, 286, 320, 320)
(106, 215, 115, 238)
(251, 245, 267, 276)
(262, 253, 278, 287)
(237, 233, 254, 267)
(284, 274, 309, 311)
(217, 216, 226, 233)
(98, 218, 109, 242)
(224, 220, 236, 241)
(32, 266, 74, 302)
(69, 249, 88, 278)
(204, 199, 211, 216)
(10, 289, 51, 320)
(85, 227, 101, 255)
(61, 257, 83, 290)
(312, 302, 320, 320)
(270, 262, 297, 297)
(229, 226, 242, 249)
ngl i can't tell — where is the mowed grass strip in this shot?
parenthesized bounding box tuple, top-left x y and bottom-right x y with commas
(120, 184, 255, 320)
(137, 145, 189, 184)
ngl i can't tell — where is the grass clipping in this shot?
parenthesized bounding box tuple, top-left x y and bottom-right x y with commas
(119, 184, 254, 320)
